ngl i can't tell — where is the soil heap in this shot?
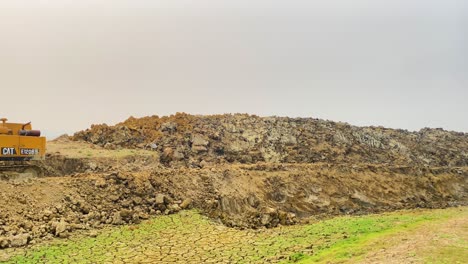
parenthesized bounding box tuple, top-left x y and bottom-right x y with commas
(74, 113, 468, 168)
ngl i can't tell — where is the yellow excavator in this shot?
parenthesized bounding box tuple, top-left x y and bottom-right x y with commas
(0, 118, 46, 179)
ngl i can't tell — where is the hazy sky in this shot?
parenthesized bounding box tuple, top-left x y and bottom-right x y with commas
(1, 0, 467, 138)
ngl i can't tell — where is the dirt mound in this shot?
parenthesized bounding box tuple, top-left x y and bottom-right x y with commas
(1, 114, 467, 249)
(73, 113, 468, 168)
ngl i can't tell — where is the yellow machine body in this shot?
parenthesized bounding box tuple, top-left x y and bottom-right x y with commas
(0, 118, 46, 161)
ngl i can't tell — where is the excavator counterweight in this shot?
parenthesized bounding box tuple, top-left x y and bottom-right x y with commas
(0, 118, 46, 179)
(0, 118, 46, 161)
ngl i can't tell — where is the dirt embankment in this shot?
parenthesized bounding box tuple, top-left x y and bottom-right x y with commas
(0, 160, 466, 249)
(0, 114, 467, 249)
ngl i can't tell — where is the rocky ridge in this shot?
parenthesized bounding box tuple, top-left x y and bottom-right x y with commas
(73, 113, 468, 168)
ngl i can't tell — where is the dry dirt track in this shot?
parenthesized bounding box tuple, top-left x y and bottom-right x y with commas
(362, 213, 468, 264)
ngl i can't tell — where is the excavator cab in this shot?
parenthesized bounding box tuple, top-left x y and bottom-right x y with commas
(0, 118, 46, 161)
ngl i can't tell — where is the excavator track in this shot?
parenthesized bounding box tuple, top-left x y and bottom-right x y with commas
(0, 161, 44, 181)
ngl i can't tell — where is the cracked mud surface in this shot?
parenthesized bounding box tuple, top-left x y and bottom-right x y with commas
(3, 207, 467, 264)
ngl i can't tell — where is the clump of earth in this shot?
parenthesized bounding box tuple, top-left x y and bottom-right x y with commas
(0, 113, 466, 249)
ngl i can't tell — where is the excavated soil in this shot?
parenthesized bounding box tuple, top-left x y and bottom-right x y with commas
(0, 114, 467, 250)
(0, 147, 466, 249)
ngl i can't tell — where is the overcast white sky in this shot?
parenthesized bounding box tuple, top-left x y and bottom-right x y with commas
(1, 0, 467, 138)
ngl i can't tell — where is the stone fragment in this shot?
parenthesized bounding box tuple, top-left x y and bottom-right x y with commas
(191, 134, 209, 152)
(260, 214, 271, 226)
(54, 219, 68, 236)
(155, 194, 167, 205)
(180, 198, 193, 209)
(9, 233, 29, 247)
(0, 237, 10, 248)
(191, 134, 209, 146)
(199, 160, 208, 168)
(95, 178, 107, 188)
(120, 209, 133, 220)
(111, 212, 123, 225)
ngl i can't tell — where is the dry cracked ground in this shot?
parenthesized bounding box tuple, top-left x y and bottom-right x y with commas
(1, 207, 467, 263)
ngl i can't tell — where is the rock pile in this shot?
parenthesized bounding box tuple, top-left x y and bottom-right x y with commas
(73, 113, 468, 168)
(0, 172, 188, 249)
(0, 163, 466, 249)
